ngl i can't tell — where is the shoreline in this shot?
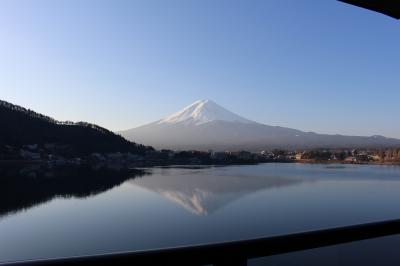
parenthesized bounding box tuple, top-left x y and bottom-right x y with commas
(295, 159, 400, 166)
(1, 159, 400, 168)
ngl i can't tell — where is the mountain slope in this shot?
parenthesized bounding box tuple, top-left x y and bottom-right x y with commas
(120, 100, 400, 151)
(0, 100, 151, 155)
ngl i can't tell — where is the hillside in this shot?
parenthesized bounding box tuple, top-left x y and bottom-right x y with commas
(0, 100, 151, 156)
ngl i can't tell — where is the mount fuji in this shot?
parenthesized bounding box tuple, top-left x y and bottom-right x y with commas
(120, 100, 400, 151)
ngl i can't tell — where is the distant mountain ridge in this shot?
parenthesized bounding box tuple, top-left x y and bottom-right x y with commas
(120, 100, 400, 151)
(0, 99, 151, 156)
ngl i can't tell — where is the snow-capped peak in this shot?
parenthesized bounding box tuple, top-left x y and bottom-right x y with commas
(157, 99, 256, 126)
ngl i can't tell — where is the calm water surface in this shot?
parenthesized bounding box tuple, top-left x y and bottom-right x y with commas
(1, 163, 400, 265)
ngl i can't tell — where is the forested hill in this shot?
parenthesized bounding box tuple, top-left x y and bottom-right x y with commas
(0, 100, 152, 155)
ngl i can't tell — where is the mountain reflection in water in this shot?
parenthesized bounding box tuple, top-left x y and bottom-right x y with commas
(0, 163, 146, 218)
(2, 164, 400, 265)
(0, 163, 306, 219)
(130, 166, 305, 215)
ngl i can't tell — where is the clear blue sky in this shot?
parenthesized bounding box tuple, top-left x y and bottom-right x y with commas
(1, 0, 399, 137)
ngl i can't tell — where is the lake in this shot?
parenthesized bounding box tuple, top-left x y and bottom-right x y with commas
(1, 163, 400, 265)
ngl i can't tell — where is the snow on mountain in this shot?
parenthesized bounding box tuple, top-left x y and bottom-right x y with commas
(119, 100, 400, 151)
(157, 99, 255, 125)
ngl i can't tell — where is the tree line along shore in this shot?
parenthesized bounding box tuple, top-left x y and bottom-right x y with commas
(1, 143, 400, 169)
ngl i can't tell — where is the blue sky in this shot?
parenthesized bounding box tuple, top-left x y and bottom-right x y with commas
(1, 0, 399, 137)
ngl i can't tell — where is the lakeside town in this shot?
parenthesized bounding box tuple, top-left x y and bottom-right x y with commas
(1, 143, 400, 169)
